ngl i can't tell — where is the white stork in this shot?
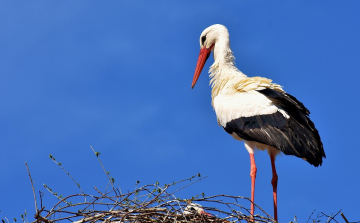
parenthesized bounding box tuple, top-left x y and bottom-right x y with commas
(191, 24, 325, 222)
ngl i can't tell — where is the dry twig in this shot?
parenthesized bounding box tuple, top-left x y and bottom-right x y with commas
(25, 162, 38, 213)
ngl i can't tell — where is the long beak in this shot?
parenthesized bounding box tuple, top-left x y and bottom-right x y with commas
(191, 44, 214, 89)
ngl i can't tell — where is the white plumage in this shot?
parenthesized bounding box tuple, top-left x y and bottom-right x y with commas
(214, 90, 288, 126)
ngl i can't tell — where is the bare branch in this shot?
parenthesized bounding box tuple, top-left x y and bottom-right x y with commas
(48, 154, 85, 195)
(341, 212, 349, 223)
(90, 146, 116, 193)
(25, 162, 38, 213)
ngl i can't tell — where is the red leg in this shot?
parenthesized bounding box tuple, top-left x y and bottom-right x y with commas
(249, 153, 257, 220)
(270, 155, 278, 222)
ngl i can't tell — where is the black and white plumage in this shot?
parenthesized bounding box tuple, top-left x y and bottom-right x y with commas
(191, 24, 325, 222)
(224, 88, 324, 166)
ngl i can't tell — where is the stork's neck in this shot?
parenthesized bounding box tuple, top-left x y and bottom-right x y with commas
(213, 33, 235, 65)
(209, 34, 247, 100)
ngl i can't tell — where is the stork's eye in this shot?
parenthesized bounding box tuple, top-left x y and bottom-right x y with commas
(201, 35, 206, 46)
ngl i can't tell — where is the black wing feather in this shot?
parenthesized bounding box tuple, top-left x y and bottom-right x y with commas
(224, 88, 325, 167)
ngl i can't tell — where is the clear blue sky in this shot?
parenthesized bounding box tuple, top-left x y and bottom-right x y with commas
(1, 1, 360, 222)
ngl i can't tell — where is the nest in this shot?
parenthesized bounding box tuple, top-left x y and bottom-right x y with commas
(33, 175, 276, 223)
(17, 148, 347, 223)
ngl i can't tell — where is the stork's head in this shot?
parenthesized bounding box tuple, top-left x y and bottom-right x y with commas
(191, 24, 229, 88)
(183, 202, 212, 217)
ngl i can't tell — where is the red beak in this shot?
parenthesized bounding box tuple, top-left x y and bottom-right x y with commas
(191, 44, 214, 89)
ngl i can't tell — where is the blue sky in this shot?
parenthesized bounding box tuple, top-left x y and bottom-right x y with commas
(1, 1, 360, 222)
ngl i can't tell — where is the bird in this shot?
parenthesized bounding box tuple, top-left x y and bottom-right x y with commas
(184, 203, 228, 222)
(183, 203, 212, 216)
(191, 24, 325, 222)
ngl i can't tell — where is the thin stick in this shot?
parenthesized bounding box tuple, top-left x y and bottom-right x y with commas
(306, 209, 316, 223)
(25, 162, 38, 212)
(172, 176, 207, 195)
(90, 146, 115, 191)
(341, 213, 349, 223)
(320, 209, 341, 223)
(39, 191, 44, 209)
(49, 155, 85, 195)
